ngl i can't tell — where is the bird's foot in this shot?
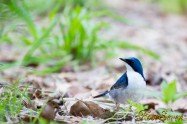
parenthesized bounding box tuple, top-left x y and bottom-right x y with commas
(131, 113, 136, 124)
(115, 103, 120, 111)
(130, 106, 136, 124)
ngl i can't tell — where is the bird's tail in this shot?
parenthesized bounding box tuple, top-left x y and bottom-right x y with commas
(93, 90, 109, 98)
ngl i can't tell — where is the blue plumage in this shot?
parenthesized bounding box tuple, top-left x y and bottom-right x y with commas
(93, 57, 146, 105)
(120, 57, 145, 80)
(93, 72, 128, 98)
(93, 90, 109, 98)
(110, 72, 128, 90)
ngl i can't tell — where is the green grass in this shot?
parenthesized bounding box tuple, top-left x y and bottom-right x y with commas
(0, 0, 159, 74)
(0, 81, 60, 123)
(59, 6, 106, 63)
(0, 82, 28, 122)
(158, 0, 187, 13)
(25, 0, 98, 15)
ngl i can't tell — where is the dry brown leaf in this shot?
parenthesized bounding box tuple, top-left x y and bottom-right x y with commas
(40, 99, 60, 120)
(175, 108, 187, 114)
(143, 102, 158, 110)
(69, 100, 110, 118)
(22, 98, 33, 108)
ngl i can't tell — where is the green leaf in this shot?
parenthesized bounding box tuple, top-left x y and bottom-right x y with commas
(127, 100, 146, 112)
(23, 15, 60, 62)
(161, 80, 177, 104)
(173, 92, 187, 102)
(97, 41, 159, 59)
(9, 0, 37, 39)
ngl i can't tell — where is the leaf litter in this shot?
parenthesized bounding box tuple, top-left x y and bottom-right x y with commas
(1, 0, 187, 123)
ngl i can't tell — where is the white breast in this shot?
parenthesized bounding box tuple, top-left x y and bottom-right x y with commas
(109, 71, 146, 104)
(126, 71, 146, 90)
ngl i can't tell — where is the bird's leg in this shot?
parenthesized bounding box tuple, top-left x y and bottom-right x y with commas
(130, 105, 136, 124)
(115, 102, 120, 111)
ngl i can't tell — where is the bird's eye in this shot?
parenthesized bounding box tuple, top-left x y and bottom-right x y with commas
(131, 61, 134, 64)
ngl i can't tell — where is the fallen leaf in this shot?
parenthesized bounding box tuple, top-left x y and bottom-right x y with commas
(143, 102, 158, 110)
(69, 100, 110, 118)
(175, 108, 187, 114)
(40, 99, 60, 120)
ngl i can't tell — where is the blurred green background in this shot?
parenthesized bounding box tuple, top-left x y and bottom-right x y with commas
(0, 0, 186, 74)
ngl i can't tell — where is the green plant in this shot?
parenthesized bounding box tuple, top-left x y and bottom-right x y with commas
(0, 1, 17, 40)
(59, 6, 159, 65)
(146, 80, 187, 108)
(165, 119, 185, 124)
(159, 0, 187, 13)
(0, 0, 66, 73)
(25, 0, 98, 16)
(81, 119, 96, 124)
(0, 0, 159, 74)
(127, 100, 147, 113)
(0, 82, 29, 122)
(100, 41, 159, 59)
(59, 6, 106, 63)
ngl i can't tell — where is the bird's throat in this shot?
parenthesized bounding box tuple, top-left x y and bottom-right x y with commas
(125, 64, 134, 72)
(125, 64, 145, 80)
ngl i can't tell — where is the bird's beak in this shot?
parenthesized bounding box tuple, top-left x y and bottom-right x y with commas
(119, 58, 129, 63)
(119, 58, 125, 61)
(119, 58, 126, 62)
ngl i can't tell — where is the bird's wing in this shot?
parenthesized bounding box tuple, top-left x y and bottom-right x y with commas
(93, 90, 109, 98)
(110, 72, 128, 90)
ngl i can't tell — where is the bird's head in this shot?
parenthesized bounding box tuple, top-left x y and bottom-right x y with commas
(120, 57, 145, 80)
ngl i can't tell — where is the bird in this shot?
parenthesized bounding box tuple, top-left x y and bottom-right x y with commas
(93, 57, 146, 109)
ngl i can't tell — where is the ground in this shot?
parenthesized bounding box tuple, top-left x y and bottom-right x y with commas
(0, 0, 187, 123)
